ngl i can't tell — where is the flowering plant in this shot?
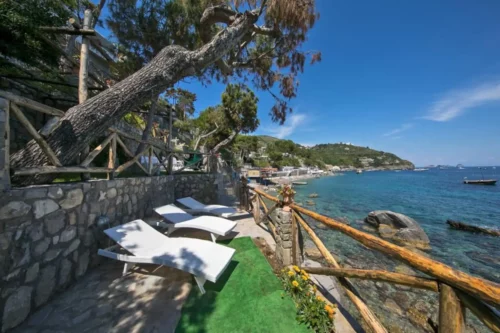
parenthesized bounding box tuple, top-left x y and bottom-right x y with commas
(280, 266, 336, 332)
(278, 184, 296, 198)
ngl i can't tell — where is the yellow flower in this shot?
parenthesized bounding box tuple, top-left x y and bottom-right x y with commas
(312, 285, 317, 291)
(292, 280, 299, 288)
(300, 269, 308, 276)
(316, 296, 322, 301)
(328, 312, 334, 320)
(293, 265, 300, 272)
(325, 305, 335, 315)
(288, 270, 295, 277)
(301, 275, 308, 281)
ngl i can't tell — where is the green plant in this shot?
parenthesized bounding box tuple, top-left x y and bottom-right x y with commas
(280, 266, 336, 332)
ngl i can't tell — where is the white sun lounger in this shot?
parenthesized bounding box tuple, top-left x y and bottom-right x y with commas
(176, 197, 237, 218)
(154, 204, 236, 242)
(97, 219, 235, 293)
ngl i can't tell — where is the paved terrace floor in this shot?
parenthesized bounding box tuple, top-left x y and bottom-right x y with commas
(12, 197, 359, 333)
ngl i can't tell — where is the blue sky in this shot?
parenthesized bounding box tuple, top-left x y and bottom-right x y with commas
(98, 0, 500, 166)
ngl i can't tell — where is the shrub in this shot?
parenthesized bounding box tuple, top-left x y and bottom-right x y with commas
(280, 266, 336, 332)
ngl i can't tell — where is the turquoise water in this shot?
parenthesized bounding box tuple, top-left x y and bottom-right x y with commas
(294, 168, 500, 283)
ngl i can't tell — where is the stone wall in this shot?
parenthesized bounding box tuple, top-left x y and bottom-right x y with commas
(0, 173, 217, 332)
(271, 208, 303, 266)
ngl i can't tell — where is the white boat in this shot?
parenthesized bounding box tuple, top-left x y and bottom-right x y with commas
(356, 169, 362, 174)
(414, 168, 429, 172)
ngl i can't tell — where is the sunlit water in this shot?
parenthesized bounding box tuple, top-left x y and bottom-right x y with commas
(294, 167, 500, 283)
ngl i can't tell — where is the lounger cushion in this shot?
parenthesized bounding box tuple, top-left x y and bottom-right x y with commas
(104, 220, 235, 282)
(177, 197, 237, 218)
(154, 204, 236, 236)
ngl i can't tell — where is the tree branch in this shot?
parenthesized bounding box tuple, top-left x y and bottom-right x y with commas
(252, 24, 279, 37)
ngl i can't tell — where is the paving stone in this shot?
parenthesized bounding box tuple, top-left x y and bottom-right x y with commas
(0, 201, 31, 220)
(0, 232, 11, 250)
(27, 305, 54, 326)
(68, 212, 77, 225)
(106, 188, 117, 199)
(52, 235, 59, 245)
(63, 239, 80, 256)
(28, 223, 44, 242)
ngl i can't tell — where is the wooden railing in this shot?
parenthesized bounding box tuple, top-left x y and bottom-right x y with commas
(0, 90, 211, 186)
(245, 185, 500, 333)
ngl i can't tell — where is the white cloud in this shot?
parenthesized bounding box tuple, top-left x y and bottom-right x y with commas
(425, 82, 500, 122)
(383, 123, 413, 137)
(268, 114, 306, 139)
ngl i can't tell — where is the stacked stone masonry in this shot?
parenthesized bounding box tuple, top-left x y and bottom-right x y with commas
(0, 173, 217, 332)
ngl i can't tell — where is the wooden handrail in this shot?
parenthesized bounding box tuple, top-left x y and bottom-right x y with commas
(293, 210, 388, 333)
(253, 188, 500, 306)
(302, 266, 439, 292)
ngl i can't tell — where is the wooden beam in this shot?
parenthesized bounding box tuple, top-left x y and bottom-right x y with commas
(0, 90, 65, 117)
(455, 290, 500, 333)
(260, 202, 279, 224)
(293, 210, 388, 333)
(292, 213, 298, 265)
(0, 98, 10, 190)
(252, 193, 261, 224)
(14, 166, 112, 176)
(80, 133, 115, 167)
(115, 133, 134, 157)
(10, 103, 61, 167)
(302, 266, 439, 292)
(39, 26, 96, 36)
(107, 134, 116, 179)
(109, 127, 171, 151)
(0, 75, 105, 91)
(115, 146, 150, 174)
(439, 284, 465, 333)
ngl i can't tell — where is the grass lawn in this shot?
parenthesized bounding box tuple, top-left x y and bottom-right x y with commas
(176, 237, 311, 333)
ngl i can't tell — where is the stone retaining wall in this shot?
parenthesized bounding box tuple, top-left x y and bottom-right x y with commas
(0, 173, 217, 332)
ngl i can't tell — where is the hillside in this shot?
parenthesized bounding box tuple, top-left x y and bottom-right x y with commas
(253, 136, 414, 170)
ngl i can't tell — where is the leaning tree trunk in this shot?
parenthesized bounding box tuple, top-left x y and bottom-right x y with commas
(207, 130, 238, 173)
(10, 11, 258, 185)
(135, 95, 159, 154)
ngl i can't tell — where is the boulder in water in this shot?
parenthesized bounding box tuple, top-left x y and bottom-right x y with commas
(365, 210, 431, 250)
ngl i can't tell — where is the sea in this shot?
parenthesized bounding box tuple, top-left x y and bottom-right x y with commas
(293, 167, 500, 283)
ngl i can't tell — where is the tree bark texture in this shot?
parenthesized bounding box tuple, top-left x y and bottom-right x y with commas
(135, 95, 159, 154)
(10, 10, 258, 185)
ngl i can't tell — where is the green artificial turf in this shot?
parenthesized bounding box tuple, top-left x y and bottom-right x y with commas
(175, 237, 311, 333)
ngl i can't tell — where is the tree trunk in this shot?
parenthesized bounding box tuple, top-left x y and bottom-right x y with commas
(207, 130, 238, 173)
(135, 96, 159, 154)
(211, 130, 238, 153)
(10, 11, 258, 185)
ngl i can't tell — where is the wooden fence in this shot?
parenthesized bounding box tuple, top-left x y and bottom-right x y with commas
(243, 185, 500, 333)
(0, 90, 209, 187)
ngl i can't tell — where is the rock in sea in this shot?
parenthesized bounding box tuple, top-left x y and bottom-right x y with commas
(364, 210, 431, 250)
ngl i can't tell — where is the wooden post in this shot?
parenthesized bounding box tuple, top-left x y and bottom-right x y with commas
(148, 146, 153, 175)
(253, 194, 261, 224)
(0, 98, 10, 190)
(292, 213, 298, 265)
(79, 9, 92, 181)
(439, 284, 465, 333)
(108, 133, 116, 179)
(167, 105, 173, 174)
